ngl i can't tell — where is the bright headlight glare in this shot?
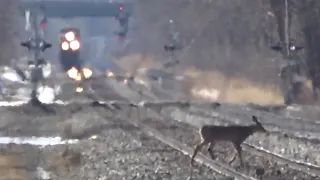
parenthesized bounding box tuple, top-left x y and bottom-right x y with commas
(61, 41, 69, 50)
(65, 31, 75, 41)
(70, 40, 80, 50)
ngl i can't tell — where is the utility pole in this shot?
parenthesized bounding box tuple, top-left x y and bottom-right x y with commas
(283, 0, 294, 104)
(32, 13, 41, 61)
(284, 0, 290, 58)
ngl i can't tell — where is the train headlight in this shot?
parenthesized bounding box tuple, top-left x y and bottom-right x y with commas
(61, 41, 69, 50)
(82, 68, 93, 79)
(70, 40, 80, 50)
(65, 31, 75, 41)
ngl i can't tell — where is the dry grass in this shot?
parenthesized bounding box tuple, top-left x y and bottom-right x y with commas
(0, 169, 27, 180)
(0, 155, 27, 180)
(0, 155, 26, 168)
(297, 80, 315, 104)
(112, 54, 316, 105)
(184, 67, 284, 105)
(112, 53, 162, 75)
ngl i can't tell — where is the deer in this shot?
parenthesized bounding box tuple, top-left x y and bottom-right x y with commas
(190, 115, 267, 167)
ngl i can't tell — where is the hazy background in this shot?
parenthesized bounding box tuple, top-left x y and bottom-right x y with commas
(2, 0, 320, 104)
(124, 0, 320, 104)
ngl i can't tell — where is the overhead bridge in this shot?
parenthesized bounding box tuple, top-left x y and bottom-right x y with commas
(19, 1, 133, 18)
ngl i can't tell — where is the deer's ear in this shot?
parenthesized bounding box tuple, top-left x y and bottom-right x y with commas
(252, 116, 259, 123)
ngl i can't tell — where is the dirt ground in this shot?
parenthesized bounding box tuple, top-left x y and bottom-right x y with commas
(0, 102, 233, 180)
(0, 1, 320, 179)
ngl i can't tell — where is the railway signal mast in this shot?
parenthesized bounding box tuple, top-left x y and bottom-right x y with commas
(270, 0, 304, 105)
(115, 4, 129, 41)
(20, 7, 52, 104)
(163, 20, 181, 69)
(21, 7, 51, 61)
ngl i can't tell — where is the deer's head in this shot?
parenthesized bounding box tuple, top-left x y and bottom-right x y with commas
(251, 116, 267, 133)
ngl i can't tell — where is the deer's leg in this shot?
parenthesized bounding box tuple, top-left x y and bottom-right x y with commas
(207, 142, 216, 160)
(229, 142, 242, 165)
(191, 141, 207, 166)
(235, 143, 244, 167)
(228, 152, 237, 165)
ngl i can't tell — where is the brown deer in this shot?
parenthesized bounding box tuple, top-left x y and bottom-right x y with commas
(191, 115, 267, 167)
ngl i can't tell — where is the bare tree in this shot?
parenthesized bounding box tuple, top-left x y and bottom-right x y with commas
(0, 0, 19, 66)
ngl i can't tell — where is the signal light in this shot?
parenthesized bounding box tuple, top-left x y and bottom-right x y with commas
(61, 41, 69, 50)
(65, 31, 75, 41)
(70, 40, 80, 50)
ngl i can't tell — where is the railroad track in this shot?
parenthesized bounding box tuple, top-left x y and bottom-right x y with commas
(186, 108, 320, 144)
(29, 80, 258, 180)
(12, 99, 253, 179)
(162, 107, 320, 177)
(4, 79, 320, 180)
(60, 85, 319, 179)
(117, 107, 257, 180)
